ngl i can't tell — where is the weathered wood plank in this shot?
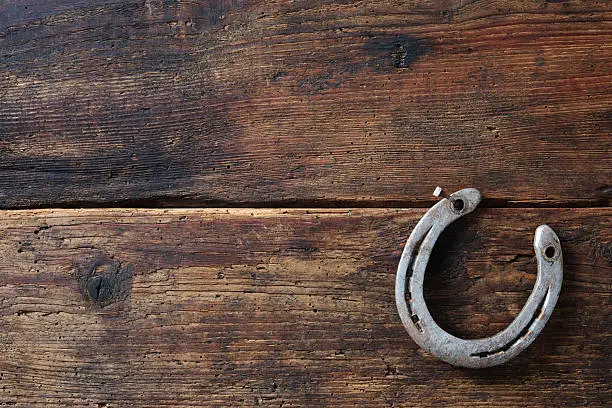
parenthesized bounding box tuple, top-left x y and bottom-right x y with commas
(0, 1, 610, 207)
(0, 208, 608, 406)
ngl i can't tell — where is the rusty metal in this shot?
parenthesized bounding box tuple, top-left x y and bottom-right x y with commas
(395, 187, 563, 368)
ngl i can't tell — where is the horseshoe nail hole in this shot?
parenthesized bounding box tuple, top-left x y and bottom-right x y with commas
(545, 246, 556, 258)
(452, 199, 464, 212)
(471, 288, 550, 359)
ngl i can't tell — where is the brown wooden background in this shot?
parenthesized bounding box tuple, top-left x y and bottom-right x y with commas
(0, 0, 610, 406)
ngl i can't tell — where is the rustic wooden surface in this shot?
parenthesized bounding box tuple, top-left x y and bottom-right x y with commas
(0, 0, 610, 208)
(0, 0, 611, 407)
(0, 208, 609, 407)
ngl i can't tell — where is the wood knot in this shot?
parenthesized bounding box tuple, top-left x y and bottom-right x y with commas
(87, 275, 116, 304)
(74, 255, 134, 308)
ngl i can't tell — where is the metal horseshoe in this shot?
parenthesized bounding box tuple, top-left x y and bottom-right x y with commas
(395, 187, 563, 368)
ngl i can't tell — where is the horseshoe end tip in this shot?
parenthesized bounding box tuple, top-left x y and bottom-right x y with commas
(534, 225, 562, 257)
(463, 187, 482, 202)
(452, 188, 482, 213)
(534, 224, 558, 239)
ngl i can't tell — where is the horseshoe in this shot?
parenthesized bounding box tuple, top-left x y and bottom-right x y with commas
(395, 187, 563, 368)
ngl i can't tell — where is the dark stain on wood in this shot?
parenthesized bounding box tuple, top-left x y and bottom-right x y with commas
(364, 35, 432, 70)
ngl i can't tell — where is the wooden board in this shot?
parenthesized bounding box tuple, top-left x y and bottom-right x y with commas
(0, 208, 609, 406)
(0, 1, 611, 208)
(1, 1, 610, 406)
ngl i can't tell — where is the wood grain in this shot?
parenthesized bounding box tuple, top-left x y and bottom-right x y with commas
(0, 0, 610, 208)
(0, 208, 608, 406)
